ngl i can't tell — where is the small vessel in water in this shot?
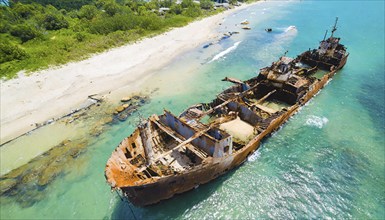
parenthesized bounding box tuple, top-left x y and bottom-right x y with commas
(265, 28, 272, 32)
(242, 26, 251, 30)
(105, 18, 348, 207)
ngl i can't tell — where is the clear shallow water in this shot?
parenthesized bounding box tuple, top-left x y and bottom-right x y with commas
(1, 1, 384, 219)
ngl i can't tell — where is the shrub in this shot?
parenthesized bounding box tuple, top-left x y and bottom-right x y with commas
(139, 13, 163, 30)
(170, 4, 183, 15)
(181, 0, 194, 8)
(1, 5, 18, 23)
(182, 4, 201, 17)
(12, 3, 35, 18)
(165, 15, 191, 27)
(0, 42, 28, 63)
(146, 0, 158, 10)
(89, 13, 138, 34)
(229, 0, 238, 5)
(200, 0, 213, 10)
(97, 0, 120, 16)
(75, 32, 86, 42)
(0, 19, 11, 33)
(41, 13, 69, 30)
(159, 0, 172, 8)
(10, 24, 41, 42)
(78, 5, 98, 20)
(137, 5, 148, 16)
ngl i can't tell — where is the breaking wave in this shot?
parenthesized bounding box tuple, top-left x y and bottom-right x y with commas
(275, 25, 298, 38)
(284, 25, 297, 33)
(247, 149, 261, 162)
(208, 41, 242, 63)
(305, 115, 329, 128)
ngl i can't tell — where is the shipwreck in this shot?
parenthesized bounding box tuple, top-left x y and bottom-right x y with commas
(105, 18, 349, 206)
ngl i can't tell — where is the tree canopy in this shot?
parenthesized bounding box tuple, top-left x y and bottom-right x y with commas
(0, 0, 246, 78)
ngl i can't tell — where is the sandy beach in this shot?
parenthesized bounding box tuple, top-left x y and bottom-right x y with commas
(0, 3, 259, 145)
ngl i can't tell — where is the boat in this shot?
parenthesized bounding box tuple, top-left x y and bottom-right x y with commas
(242, 26, 251, 30)
(265, 28, 272, 32)
(105, 17, 349, 207)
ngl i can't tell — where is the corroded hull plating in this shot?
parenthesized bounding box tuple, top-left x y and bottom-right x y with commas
(119, 70, 335, 206)
(105, 19, 349, 207)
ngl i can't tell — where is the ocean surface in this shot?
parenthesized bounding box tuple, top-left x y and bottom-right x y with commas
(1, 0, 384, 219)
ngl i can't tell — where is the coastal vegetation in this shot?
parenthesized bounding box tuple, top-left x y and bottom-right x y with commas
(0, 0, 251, 79)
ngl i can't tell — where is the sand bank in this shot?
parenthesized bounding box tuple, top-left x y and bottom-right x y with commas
(0, 3, 260, 145)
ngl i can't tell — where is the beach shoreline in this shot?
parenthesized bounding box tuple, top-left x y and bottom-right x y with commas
(0, 2, 260, 145)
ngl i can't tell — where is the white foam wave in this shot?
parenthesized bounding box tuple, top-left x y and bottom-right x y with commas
(276, 26, 297, 39)
(305, 115, 328, 128)
(208, 41, 241, 63)
(273, 25, 297, 36)
(247, 149, 261, 162)
(284, 25, 297, 32)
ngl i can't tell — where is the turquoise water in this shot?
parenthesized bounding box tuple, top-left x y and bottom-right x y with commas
(1, 1, 384, 219)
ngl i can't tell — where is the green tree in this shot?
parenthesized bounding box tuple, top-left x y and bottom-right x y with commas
(41, 13, 69, 30)
(12, 3, 35, 18)
(97, 0, 120, 16)
(181, 0, 194, 8)
(78, 5, 98, 20)
(139, 13, 163, 30)
(10, 24, 41, 42)
(182, 4, 201, 17)
(170, 4, 183, 15)
(146, 0, 158, 10)
(17, 0, 94, 11)
(137, 5, 148, 16)
(200, 0, 213, 10)
(0, 6, 14, 33)
(89, 13, 138, 34)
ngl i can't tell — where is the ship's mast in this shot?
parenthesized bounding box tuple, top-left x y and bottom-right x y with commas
(323, 30, 328, 41)
(330, 17, 338, 38)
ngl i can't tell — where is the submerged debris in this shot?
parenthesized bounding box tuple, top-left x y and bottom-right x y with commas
(113, 95, 150, 122)
(203, 31, 240, 49)
(240, 19, 249, 25)
(0, 91, 153, 207)
(0, 139, 88, 207)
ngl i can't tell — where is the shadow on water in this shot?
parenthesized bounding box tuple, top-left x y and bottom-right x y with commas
(110, 167, 240, 219)
(357, 80, 385, 131)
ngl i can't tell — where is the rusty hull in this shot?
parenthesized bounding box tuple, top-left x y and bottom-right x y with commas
(105, 19, 349, 207)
